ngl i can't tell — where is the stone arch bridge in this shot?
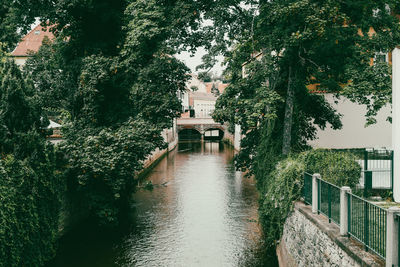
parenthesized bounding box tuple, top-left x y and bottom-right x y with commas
(177, 118, 228, 140)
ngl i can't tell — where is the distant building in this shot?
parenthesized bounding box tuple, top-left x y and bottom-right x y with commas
(46, 120, 63, 145)
(178, 74, 229, 118)
(11, 24, 55, 66)
(205, 81, 228, 96)
(179, 74, 228, 118)
(190, 92, 218, 118)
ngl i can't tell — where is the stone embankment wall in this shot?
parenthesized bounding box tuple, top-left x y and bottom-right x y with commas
(277, 202, 384, 267)
(142, 125, 178, 170)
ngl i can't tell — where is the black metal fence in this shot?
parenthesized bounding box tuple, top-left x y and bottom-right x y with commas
(303, 173, 388, 260)
(304, 172, 312, 205)
(318, 179, 341, 225)
(348, 193, 387, 259)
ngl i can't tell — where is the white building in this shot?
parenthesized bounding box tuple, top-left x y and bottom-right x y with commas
(180, 74, 228, 118)
(310, 94, 392, 149)
(192, 92, 218, 118)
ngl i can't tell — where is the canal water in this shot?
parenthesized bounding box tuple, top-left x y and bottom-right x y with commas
(47, 141, 277, 267)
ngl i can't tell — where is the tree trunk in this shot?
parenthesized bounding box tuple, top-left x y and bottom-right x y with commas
(282, 66, 294, 156)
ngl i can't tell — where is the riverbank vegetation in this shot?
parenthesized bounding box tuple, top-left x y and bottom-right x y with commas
(257, 149, 361, 247)
(0, 59, 62, 266)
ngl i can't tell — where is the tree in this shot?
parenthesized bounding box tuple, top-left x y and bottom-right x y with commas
(256, 0, 400, 154)
(211, 83, 220, 96)
(23, 0, 207, 225)
(203, 0, 400, 173)
(0, 59, 62, 266)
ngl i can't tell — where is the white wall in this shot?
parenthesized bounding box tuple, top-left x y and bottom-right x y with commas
(309, 94, 391, 149)
(194, 99, 215, 118)
(180, 90, 190, 110)
(234, 124, 242, 151)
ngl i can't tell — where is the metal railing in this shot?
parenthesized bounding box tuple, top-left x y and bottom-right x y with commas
(303, 172, 389, 260)
(348, 193, 387, 259)
(318, 179, 341, 225)
(303, 172, 312, 205)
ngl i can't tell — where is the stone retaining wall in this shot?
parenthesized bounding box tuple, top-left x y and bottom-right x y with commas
(277, 202, 384, 267)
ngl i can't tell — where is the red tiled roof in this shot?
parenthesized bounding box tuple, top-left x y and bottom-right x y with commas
(205, 82, 229, 94)
(12, 24, 55, 57)
(205, 83, 213, 94)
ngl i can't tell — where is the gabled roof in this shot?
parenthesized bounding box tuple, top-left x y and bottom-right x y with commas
(11, 24, 55, 57)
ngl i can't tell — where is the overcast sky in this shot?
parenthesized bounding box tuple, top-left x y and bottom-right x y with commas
(176, 47, 225, 76)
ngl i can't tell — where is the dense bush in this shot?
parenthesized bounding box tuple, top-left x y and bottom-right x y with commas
(257, 149, 361, 249)
(303, 149, 361, 188)
(61, 119, 166, 225)
(0, 147, 62, 267)
(258, 156, 304, 247)
(0, 60, 62, 266)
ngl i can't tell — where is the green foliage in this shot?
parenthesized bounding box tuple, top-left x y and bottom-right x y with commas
(0, 60, 62, 266)
(342, 61, 393, 125)
(258, 155, 305, 249)
(304, 149, 362, 188)
(61, 119, 165, 225)
(206, 0, 400, 170)
(21, 0, 200, 225)
(257, 148, 361, 249)
(198, 71, 212, 82)
(214, 55, 342, 174)
(144, 181, 154, 191)
(0, 1, 37, 51)
(0, 149, 62, 267)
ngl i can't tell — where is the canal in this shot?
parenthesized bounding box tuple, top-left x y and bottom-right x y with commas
(47, 141, 277, 266)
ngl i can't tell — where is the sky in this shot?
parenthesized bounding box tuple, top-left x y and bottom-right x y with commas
(176, 47, 225, 76)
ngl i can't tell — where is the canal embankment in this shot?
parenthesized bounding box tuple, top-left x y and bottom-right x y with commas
(277, 201, 384, 267)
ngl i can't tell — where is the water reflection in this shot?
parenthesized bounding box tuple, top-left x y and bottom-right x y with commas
(47, 141, 275, 267)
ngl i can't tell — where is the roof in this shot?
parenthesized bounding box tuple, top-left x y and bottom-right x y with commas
(190, 91, 218, 101)
(218, 83, 228, 93)
(12, 24, 55, 57)
(204, 82, 229, 94)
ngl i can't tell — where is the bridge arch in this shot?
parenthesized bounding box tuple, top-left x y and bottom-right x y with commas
(178, 128, 201, 140)
(203, 128, 224, 140)
(177, 118, 228, 141)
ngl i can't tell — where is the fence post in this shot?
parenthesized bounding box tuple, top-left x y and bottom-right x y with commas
(364, 170, 372, 198)
(386, 207, 400, 267)
(364, 149, 368, 171)
(312, 173, 320, 214)
(340, 186, 351, 236)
